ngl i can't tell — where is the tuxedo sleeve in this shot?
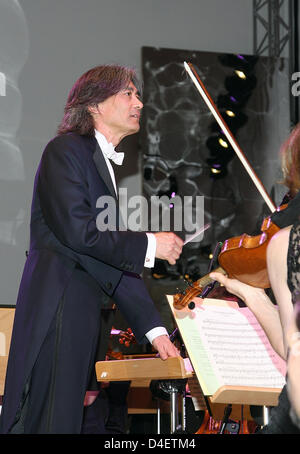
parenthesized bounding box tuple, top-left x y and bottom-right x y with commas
(38, 135, 147, 274)
(112, 271, 165, 343)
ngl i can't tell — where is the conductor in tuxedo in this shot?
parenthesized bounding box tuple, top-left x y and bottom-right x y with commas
(0, 64, 183, 434)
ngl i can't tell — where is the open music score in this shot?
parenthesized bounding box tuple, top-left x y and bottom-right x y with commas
(167, 296, 286, 406)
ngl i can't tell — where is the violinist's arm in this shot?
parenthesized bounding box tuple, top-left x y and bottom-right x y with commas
(210, 271, 285, 359)
(266, 226, 294, 359)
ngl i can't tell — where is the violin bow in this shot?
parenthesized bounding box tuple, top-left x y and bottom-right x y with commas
(184, 61, 276, 213)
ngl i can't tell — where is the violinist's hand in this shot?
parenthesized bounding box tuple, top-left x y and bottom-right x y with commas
(152, 335, 181, 360)
(154, 232, 184, 265)
(209, 272, 266, 303)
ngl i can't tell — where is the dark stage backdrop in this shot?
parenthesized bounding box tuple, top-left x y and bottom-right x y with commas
(140, 46, 290, 281)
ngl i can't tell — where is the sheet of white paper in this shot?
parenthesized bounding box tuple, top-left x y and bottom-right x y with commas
(168, 296, 286, 396)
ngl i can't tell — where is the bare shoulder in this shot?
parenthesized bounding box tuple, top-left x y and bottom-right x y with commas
(267, 225, 292, 260)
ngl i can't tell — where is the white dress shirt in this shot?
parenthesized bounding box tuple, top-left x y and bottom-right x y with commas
(94, 130, 168, 343)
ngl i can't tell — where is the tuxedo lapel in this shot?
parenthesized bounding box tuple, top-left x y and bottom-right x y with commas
(85, 135, 126, 230)
(92, 140, 117, 198)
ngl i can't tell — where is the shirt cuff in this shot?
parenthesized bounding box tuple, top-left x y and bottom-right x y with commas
(145, 326, 169, 344)
(144, 233, 156, 268)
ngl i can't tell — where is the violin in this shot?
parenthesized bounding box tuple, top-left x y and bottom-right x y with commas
(183, 62, 286, 290)
(174, 267, 223, 310)
(218, 209, 283, 288)
(174, 205, 288, 309)
(106, 327, 136, 360)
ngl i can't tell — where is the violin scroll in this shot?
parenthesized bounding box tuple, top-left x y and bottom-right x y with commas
(173, 267, 227, 310)
(173, 282, 204, 310)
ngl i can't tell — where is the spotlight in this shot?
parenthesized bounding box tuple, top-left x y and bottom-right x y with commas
(218, 137, 229, 148)
(210, 111, 248, 135)
(225, 110, 248, 131)
(206, 158, 229, 178)
(205, 134, 235, 178)
(234, 70, 247, 79)
(206, 136, 222, 154)
(225, 109, 236, 117)
(205, 53, 258, 179)
(225, 73, 257, 98)
(206, 135, 234, 156)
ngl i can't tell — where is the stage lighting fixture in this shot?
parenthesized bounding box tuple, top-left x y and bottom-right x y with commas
(218, 53, 258, 73)
(234, 70, 246, 79)
(218, 137, 228, 148)
(209, 110, 248, 135)
(225, 109, 235, 117)
(225, 73, 257, 98)
(217, 93, 249, 113)
(206, 135, 229, 154)
(206, 157, 229, 178)
(217, 92, 250, 110)
(206, 135, 235, 161)
(205, 53, 257, 179)
(224, 110, 248, 130)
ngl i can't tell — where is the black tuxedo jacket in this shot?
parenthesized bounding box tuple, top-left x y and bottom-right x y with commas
(0, 133, 163, 433)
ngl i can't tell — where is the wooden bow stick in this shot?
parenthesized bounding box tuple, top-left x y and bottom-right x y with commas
(184, 61, 276, 214)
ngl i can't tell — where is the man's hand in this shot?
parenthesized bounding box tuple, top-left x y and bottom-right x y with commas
(152, 335, 180, 360)
(154, 232, 183, 265)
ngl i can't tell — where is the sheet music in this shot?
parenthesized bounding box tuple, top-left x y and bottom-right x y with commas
(167, 297, 286, 396)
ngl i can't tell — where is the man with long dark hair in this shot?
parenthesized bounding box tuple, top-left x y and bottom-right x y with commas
(0, 64, 183, 434)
